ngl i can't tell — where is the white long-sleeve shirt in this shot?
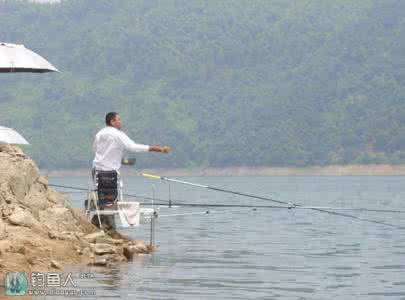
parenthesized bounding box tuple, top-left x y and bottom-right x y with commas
(93, 126, 150, 171)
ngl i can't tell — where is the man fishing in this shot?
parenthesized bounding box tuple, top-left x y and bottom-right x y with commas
(93, 112, 170, 172)
(91, 112, 170, 226)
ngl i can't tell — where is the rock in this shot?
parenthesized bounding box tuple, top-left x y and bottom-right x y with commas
(134, 244, 148, 253)
(92, 257, 107, 266)
(17, 246, 26, 255)
(8, 176, 27, 200)
(37, 176, 48, 186)
(8, 207, 41, 230)
(91, 243, 116, 255)
(8, 209, 25, 226)
(122, 242, 149, 259)
(21, 183, 50, 211)
(60, 231, 78, 240)
(0, 183, 15, 204)
(1, 205, 12, 217)
(0, 218, 6, 239)
(123, 246, 135, 260)
(83, 231, 105, 243)
(133, 241, 149, 254)
(69, 207, 97, 234)
(112, 255, 127, 263)
(48, 231, 77, 241)
(7, 162, 38, 200)
(0, 145, 26, 158)
(9, 244, 25, 254)
(94, 236, 124, 245)
(74, 232, 85, 238)
(90, 254, 126, 267)
(47, 190, 59, 204)
(77, 238, 91, 249)
(50, 259, 62, 269)
(82, 247, 91, 257)
(39, 206, 80, 232)
(75, 246, 83, 255)
(46, 189, 66, 205)
(27, 257, 35, 265)
(0, 241, 11, 254)
(107, 238, 124, 246)
(48, 231, 57, 239)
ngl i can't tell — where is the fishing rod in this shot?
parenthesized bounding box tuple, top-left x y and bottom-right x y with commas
(49, 183, 405, 214)
(141, 173, 405, 230)
(141, 173, 298, 207)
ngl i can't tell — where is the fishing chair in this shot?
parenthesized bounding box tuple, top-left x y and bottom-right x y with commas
(86, 170, 123, 230)
(85, 164, 150, 231)
(95, 170, 119, 209)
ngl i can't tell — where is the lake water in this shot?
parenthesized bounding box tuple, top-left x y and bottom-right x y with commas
(48, 176, 405, 300)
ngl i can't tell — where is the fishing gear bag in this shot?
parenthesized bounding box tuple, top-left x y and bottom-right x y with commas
(95, 170, 118, 209)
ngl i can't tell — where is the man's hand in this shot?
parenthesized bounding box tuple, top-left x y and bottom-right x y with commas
(149, 145, 171, 153)
(161, 146, 171, 153)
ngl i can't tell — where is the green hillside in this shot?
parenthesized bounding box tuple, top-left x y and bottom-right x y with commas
(1, 0, 405, 169)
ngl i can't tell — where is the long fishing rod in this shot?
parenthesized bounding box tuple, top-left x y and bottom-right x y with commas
(141, 173, 405, 229)
(49, 183, 405, 214)
(142, 174, 296, 207)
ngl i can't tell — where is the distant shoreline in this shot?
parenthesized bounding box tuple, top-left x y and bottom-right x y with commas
(41, 164, 405, 177)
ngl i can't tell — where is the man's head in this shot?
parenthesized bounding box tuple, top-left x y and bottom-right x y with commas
(105, 112, 122, 129)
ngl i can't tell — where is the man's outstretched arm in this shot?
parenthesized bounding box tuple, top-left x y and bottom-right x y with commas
(119, 131, 170, 153)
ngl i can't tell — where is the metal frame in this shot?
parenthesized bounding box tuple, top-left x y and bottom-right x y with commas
(85, 172, 158, 247)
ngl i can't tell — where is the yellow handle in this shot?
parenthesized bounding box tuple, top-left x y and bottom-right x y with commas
(141, 173, 161, 180)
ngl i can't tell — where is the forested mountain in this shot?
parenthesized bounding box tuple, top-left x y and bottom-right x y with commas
(1, 0, 405, 169)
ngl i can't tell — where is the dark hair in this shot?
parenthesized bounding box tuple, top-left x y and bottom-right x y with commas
(105, 112, 118, 126)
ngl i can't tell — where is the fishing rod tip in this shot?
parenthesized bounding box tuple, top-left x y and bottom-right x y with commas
(141, 173, 161, 180)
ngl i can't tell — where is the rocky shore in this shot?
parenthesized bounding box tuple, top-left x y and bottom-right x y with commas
(0, 145, 151, 273)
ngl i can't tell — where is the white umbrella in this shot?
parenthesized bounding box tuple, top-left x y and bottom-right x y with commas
(0, 126, 29, 145)
(0, 42, 58, 73)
